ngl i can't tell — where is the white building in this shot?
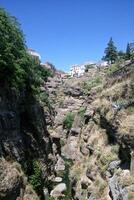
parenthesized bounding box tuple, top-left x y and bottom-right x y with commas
(69, 64, 85, 77)
(96, 61, 108, 68)
(69, 61, 96, 77)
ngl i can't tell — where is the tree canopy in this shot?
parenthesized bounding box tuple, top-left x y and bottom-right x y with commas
(0, 8, 51, 95)
(125, 43, 131, 60)
(103, 37, 118, 64)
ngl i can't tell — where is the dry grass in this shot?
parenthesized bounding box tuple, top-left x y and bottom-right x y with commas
(98, 146, 118, 175)
(119, 175, 134, 188)
(101, 80, 131, 100)
(119, 114, 134, 135)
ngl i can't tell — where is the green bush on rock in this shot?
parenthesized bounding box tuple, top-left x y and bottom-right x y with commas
(63, 112, 75, 130)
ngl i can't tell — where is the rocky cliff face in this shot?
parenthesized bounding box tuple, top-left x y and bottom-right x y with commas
(0, 87, 55, 200)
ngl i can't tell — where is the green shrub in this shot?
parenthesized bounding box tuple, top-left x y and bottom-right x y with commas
(46, 197, 55, 200)
(84, 77, 102, 93)
(63, 112, 75, 130)
(0, 8, 51, 96)
(22, 160, 44, 198)
(106, 64, 120, 75)
(98, 151, 118, 174)
(28, 160, 43, 197)
(78, 107, 86, 118)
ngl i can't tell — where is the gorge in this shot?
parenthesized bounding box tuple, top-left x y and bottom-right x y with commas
(0, 7, 134, 200)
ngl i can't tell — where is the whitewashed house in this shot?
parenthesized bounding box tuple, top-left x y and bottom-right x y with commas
(96, 61, 108, 68)
(69, 64, 85, 77)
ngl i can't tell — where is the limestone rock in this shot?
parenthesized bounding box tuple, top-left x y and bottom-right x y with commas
(55, 155, 65, 172)
(0, 159, 23, 200)
(108, 160, 121, 174)
(81, 175, 92, 189)
(71, 127, 81, 135)
(50, 183, 67, 198)
(64, 87, 83, 97)
(80, 145, 89, 156)
(109, 175, 128, 200)
(53, 177, 62, 183)
(23, 185, 39, 200)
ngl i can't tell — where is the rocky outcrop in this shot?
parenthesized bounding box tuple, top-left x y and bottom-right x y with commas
(50, 183, 67, 198)
(109, 175, 128, 200)
(0, 88, 55, 199)
(64, 86, 83, 97)
(0, 158, 39, 200)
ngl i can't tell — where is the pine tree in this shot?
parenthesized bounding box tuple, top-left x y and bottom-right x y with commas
(103, 37, 118, 64)
(125, 43, 131, 60)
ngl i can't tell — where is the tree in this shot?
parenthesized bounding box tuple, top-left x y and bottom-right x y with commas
(0, 8, 51, 95)
(103, 37, 118, 64)
(118, 50, 125, 60)
(129, 43, 134, 59)
(125, 43, 131, 60)
(0, 8, 27, 87)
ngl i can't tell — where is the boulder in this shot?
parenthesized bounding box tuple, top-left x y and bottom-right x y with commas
(64, 87, 83, 97)
(108, 160, 121, 174)
(53, 177, 62, 183)
(71, 127, 81, 135)
(81, 175, 92, 189)
(23, 185, 39, 200)
(80, 145, 89, 156)
(84, 108, 95, 118)
(109, 175, 128, 200)
(50, 183, 67, 198)
(55, 155, 65, 172)
(65, 136, 79, 159)
(86, 168, 96, 181)
(0, 159, 23, 200)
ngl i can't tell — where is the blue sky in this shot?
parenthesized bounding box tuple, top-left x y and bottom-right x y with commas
(0, 0, 134, 71)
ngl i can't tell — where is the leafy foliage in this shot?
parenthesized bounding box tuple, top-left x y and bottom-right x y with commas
(0, 8, 27, 87)
(22, 160, 44, 199)
(0, 8, 51, 96)
(28, 160, 43, 197)
(63, 112, 75, 130)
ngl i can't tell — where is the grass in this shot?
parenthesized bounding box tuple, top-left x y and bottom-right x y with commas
(126, 105, 134, 115)
(119, 176, 134, 188)
(94, 177, 107, 197)
(98, 149, 118, 175)
(78, 107, 86, 118)
(119, 114, 134, 135)
(128, 192, 134, 200)
(83, 76, 102, 93)
(106, 64, 120, 76)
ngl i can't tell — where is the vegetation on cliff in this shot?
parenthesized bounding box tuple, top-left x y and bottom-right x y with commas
(0, 8, 51, 95)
